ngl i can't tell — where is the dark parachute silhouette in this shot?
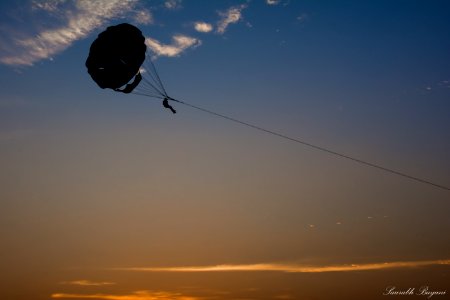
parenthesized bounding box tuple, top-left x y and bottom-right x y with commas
(86, 23, 177, 112)
(86, 23, 146, 94)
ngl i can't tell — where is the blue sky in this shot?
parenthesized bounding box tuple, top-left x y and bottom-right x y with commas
(1, 1, 450, 299)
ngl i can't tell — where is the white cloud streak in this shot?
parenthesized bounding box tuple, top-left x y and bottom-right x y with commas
(146, 35, 201, 58)
(112, 259, 450, 273)
(216, 4, 247, 34)
(194, 22, 213, 33)
(0, 0, 139, 66)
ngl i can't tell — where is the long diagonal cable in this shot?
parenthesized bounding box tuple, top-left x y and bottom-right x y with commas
(165, 97, 449, 192)
(133, 57, 450, 192)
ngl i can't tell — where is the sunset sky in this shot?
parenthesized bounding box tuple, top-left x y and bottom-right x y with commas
(1, 1, 450, 299)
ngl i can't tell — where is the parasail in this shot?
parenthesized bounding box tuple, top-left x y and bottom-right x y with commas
(86, 23, 171, 100)
(83, 26, 450, 191)
(86, 23, 145, 93)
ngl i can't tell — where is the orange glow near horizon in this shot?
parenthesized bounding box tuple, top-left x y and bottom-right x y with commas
(112, 259, 450, 273)
(51, 290, 204, 300)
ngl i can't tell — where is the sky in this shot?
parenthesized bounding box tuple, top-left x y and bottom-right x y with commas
(1, 0, 450, 299)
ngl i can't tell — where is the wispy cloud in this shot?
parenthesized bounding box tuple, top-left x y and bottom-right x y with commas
(423, 79, 450, 92)
(439, 79, 450, 87)
(60, 280, 116, 286)
(164, 0, 182, 10)
(112, 259, 450, 273)
(266, 0, 281, 5)
(1, 1, 247, 66)
(297, 13, 309, 23)
(194, 22, 213, 33)
(52, 290, 205, 300)
(133, 9, 153, 25)
(266, 0, 291, 7)
(0, 0, 139, 66)
(216, 4, 247, 34)
(31, 0, 67, 12)
(146, 35, 201, 57)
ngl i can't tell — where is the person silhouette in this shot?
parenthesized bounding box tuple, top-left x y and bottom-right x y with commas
(163, 97, 176, 114)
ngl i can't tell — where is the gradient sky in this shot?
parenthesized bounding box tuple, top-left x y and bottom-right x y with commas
(1, 1, 450, 299)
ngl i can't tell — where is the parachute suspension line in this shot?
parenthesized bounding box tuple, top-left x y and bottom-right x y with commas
(133, 85, 164, 98)
(166, 97, 450, 192)
(129, 55, 171, 100)
(131, 91, 164, 99)
(133, 71, 165, 98)
(145, 56, 168, 97)
(133, 79, 164, 98)
(143, 64, 165, 95)
(140, 74, 165, 97)
(140, 59, 165, 96)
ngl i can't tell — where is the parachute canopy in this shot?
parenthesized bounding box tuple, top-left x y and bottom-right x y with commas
(86, 23, 146, 92)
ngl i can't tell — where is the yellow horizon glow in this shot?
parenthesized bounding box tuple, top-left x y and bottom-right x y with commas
(111, 259, 450, 273)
